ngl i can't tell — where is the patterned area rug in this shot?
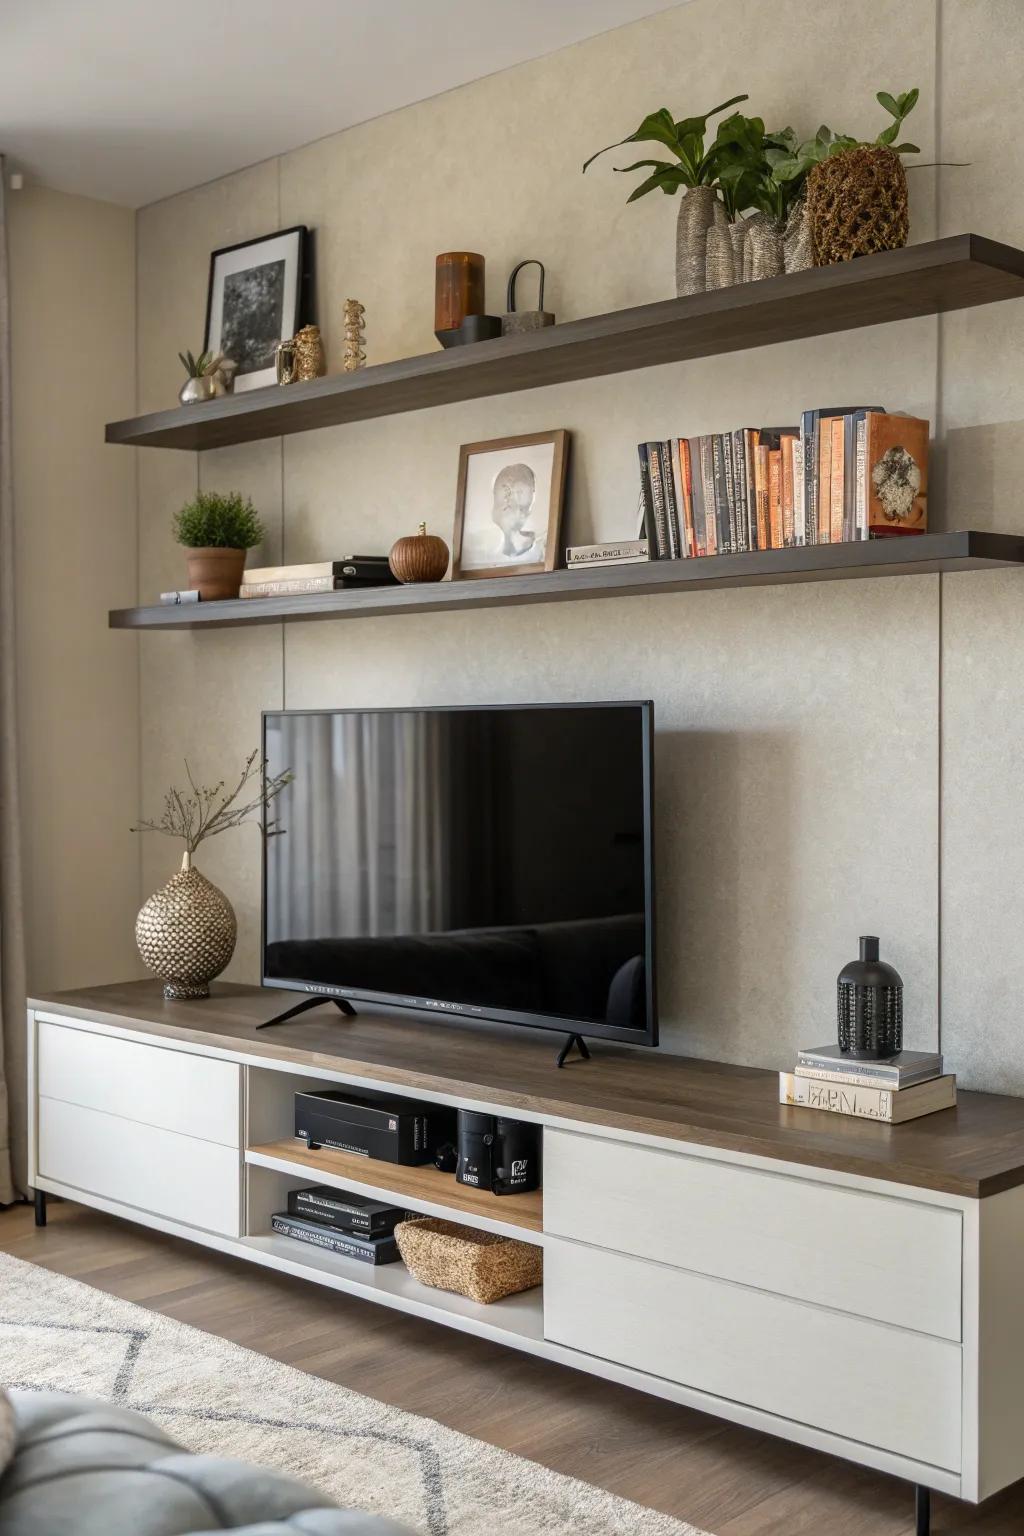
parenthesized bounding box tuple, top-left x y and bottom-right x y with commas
(0, 1252, 708, 1536)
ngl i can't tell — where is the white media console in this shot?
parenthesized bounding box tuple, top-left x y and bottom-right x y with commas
(26, 981, 1024, 1531)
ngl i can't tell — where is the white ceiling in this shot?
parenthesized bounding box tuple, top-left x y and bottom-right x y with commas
(0, 0, 681, 208)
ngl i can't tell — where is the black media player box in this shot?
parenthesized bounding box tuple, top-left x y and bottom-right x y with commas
(294, 1089, 455, 1165)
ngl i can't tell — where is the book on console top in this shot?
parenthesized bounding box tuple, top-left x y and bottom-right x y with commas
(780, 1072, 956, 1123)
(795, 1045, 942, 1089)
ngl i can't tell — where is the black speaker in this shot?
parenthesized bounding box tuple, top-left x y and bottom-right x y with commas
(456, 1110, 541, 1196)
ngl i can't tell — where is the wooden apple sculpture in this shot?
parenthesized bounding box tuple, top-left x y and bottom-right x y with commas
(388, 522, 450, 584)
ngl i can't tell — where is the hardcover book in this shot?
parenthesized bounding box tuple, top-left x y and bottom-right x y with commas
(795, 1045, 942, 1089)
(288, 1184, 408, 1236)
(244, 558, 392, 583)
(864, 413, 929, 535)
(566, 540, 649, 564)
(779, 1071, 956, 1123)
(271, 1211, 401, 1264)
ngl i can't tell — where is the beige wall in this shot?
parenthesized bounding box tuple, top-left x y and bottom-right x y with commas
(9, 184, 141, 991)
(130, 0, 1024, 1086)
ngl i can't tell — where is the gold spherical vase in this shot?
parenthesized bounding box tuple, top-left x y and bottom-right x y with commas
(806, 146, 909, 267)
(136, 851, 237, 1000)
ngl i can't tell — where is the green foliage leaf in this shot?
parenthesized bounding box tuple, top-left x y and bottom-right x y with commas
(173, 490, 265, 550)
(892, 141, 921, 154)
(626, 165, 688, 200)
(877, 90, 900, 118)
(674, 94, 748, 140)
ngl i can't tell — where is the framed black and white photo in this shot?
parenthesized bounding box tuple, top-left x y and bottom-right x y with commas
(452, 430, 569, 580)
(204, 226, 308, 392)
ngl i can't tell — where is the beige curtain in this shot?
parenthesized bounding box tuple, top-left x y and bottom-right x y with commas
(0, 155, 27, 1201)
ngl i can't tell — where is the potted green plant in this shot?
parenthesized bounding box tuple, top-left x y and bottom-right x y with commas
(173, 490, 264, 601)
(177, 348, 222, 406)
(770, 90, 921, 264)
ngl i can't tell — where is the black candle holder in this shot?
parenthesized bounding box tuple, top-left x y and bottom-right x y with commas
(837, 935, 903, 1060)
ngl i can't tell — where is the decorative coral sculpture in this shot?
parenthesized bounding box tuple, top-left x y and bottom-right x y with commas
(342, 298, 366, 372)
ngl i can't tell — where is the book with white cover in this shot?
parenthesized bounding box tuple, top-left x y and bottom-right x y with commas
(779, 1071, 956, 1123)
(567, 540, 649, 565)
(796, 1045, 941, 1089)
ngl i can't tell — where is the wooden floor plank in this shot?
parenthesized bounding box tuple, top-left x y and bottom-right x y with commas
(3, 1199, 1024, 1532)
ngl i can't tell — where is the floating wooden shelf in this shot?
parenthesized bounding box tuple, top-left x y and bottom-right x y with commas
(105, 235, 1024, 453)
(109, 532, 1024, 631)
(247, 1136, 543, 1237)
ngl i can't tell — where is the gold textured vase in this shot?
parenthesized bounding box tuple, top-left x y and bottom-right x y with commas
(135, 851, 237, 1000)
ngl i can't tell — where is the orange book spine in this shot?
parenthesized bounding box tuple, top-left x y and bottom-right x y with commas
(768, 450, 783, 549)
(677, 439, 696, 558)
(755, 445, 770, 549)
(817, 422, 832, 543)
(781, 433, 795, 547)
(829, 416, 845, 544)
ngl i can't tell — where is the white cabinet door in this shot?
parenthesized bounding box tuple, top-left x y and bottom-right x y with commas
(544, 1128, 962, 1340)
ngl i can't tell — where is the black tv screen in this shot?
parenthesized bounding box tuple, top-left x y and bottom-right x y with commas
(262, 703, 655, 1045)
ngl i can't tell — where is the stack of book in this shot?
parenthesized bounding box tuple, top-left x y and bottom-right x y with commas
(271, 1183, 410, 1265)
(637, 408, 928, 560)
(240, 555, 398, 599)
(780, 1045, 956, 1124)
(566, 539, 649, 568)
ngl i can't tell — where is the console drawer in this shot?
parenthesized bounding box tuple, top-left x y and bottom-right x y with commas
(544, 1237, 962, 1472)
(38, 1096, 240, 1236)
(544, 1128, 961, 1340)
(37, 1019, 240, 1147)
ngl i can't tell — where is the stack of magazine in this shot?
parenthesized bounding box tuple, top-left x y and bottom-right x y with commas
(779, 1046, 956, 1124)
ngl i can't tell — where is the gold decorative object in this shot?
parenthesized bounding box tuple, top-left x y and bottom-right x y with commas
(275, 324, 326, 385)
(135, 851, 236, 1000)
(395, 1217, 543, 1305)
(807, 145, 909, 266)
(342, 299, 366, 372)
(388, 522, 450, 584)
(132, 750, 293, 1002)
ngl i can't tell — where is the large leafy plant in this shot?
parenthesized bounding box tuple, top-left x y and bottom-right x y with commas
(173, 490, 265, 550)
(582, 95, 750, 202)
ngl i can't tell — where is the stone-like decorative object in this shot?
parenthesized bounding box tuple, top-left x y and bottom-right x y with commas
(388, 522, 450, 584)
(501, 260, 555, 336)
(807, 146, 909, 266)
(343, 299, 366, 372)
(276, 324, 326, 384)
(210, 357, 238, 396)
(135, 852, 236, 1000)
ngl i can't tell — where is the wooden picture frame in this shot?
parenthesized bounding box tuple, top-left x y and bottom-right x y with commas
(204, 226, 309, 393)
(452, 430, 569, 580)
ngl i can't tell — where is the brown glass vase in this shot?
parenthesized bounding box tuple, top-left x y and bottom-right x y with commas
(435, 252, 485, 334)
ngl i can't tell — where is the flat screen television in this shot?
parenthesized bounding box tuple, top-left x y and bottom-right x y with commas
(262, 703, 656, 1046)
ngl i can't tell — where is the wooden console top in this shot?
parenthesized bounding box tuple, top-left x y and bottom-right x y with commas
(30, 980, 1024, 1199)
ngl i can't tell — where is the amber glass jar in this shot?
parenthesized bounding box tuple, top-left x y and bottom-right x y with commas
(435, 252, 485, 333)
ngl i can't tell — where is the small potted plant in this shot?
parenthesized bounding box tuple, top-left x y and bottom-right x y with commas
(770, 90, 922, 264)
(173, 490, 264, 601)
(178, 348, 222, 406)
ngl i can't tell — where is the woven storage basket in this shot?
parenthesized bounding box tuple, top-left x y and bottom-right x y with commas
(395, 1217, 543, 1305)
(806, 145, 909, 265)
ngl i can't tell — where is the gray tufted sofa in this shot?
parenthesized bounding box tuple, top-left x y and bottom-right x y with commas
(0, 1391, 413, 1536)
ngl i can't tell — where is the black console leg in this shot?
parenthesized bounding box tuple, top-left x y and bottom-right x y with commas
(257, 996, 357, 1030)
(33, 1189, 46, 1228)
(556, 1033, 592, 1068)
(915, 1485, 930, 1536)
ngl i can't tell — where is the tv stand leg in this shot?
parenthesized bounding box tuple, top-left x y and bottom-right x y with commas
(33, 1189, 47, 1227)
(257, 996, 357, 1030)
(915, 1485, 930, 1535)
(556, 1033, 592, 1068)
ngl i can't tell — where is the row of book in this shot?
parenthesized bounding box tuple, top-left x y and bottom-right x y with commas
(271, 1182, 411, 1265)
(638, 407, 929, 560)
(780, 1044, 955, 1124)
(241, 555, 397, 598)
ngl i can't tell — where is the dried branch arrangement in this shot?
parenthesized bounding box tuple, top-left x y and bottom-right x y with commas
(131, 750, 293, 855)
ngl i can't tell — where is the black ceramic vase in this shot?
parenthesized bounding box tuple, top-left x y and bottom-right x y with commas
(837, 935, 903, 1060)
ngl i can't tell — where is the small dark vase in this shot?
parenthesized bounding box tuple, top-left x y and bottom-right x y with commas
(837, 935, 903, 1060)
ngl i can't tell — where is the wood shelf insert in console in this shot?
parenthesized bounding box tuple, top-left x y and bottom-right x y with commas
(105, 235, 1024, 452)
(247, 1136, 543, 1236)
(109, 531, 1024, 632)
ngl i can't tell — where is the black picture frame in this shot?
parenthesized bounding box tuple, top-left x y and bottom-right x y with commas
(204, 225, 310, 392)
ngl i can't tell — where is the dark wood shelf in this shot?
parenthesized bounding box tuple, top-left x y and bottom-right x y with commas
(110, 531, 1024, 631)
(106, 234, 1024, 453)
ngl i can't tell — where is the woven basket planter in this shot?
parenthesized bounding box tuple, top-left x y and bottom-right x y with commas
(395, 1217, 543, 1305)
(807, 146, 909, 265)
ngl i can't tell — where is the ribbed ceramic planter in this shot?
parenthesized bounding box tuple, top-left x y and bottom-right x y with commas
(741, 212, 785, 283)
(135, 852, 236, 1000)
(676, 185, 722, 296)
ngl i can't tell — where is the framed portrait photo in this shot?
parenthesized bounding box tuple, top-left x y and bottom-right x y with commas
(205, 226, 308, 392)
(452, 430, 569, 580)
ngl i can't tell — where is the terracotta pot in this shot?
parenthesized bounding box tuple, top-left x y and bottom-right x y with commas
(806, 146, 909, 266)
(389, 523, 450, 584)
(185, 546, 247, 601)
